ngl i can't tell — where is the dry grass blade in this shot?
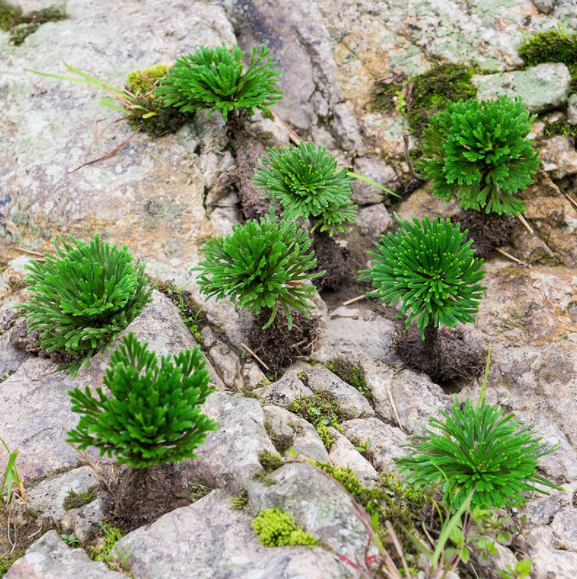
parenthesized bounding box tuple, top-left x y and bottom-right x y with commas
(67, 128, 141, 174)
(517, 213, 534, 235)
(70, 442, 112, 491)
(494, 247, 532, 268)
(385, 521, 412, 578)
(342, 295, 366, 306)
(240, 342, 270, 371)
(271, 108, 302, 145)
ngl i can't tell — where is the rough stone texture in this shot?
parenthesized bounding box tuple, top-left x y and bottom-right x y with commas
(357, 204, 393, 238)
(248, 462, 370, 560)
(361, 355, 452, 435)
(253, 372, 314, 408)
(5, 530, 127, 579)
(0, 0, 235, 263)
(60, 496, 108, 541)
(521, 482, 577, 526)
(568, 93, 577, 125)
(293, 363, 375, 419)
(181, 391, 275, 495)
(241, 360, 268, 390)
(315, 306, 397, 363)
(472, 63, 572, 113)
(529, 541, 577, 579)
(27, 466, 100, 521)
(116, 489, 348, 579)
(0, 291, 222, 481)
(208, 339, 243, 391)
(396, 183, 462, 222)
(328, 427, 378, 485)
(263, 405, 330, 463)
(539, 135, 577, 180)
(341, 418, 408, 473)
(351, 157, 399, 205)
(551, 507, 577, 552)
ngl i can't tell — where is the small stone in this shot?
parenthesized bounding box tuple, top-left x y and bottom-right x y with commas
(60, 496, 108, 541)
(532, 0, 558, 14)
(328, 427, 378, 484)
(341, 418, 408, 472)
(241, 361, 269, 390)
(551, 507, 577, 552)
(539, 136, 577, 180)
(567, 93, 577, 125)
(263, 405, 330, 462)
(529, 541, 577, 579)
(472, 63, 572, 113)
(356, 204, 393, 237)
(351, 157, 399, 205)
(5, 530, 125, 579)
(254, 372, 314, 408)
(208, 340, 243, 390)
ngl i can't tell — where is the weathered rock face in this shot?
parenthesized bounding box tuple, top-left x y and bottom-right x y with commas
(0, 291, 221, 481)
(116, 489, 349, 579)
(0, 0, 235, 266)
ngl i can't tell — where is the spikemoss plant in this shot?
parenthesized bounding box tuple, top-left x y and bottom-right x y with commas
(66, 333, 219, 468)
(253, 508, 317, 547)
(395, 355, 563, 508)
(18, 234, 153, 374)
(360, 214, 486, 351)
(155, 43, 283, 121)
(416, 96, 540, 215)
(253, 142, 357, 236)
(196, 211, 322, 330)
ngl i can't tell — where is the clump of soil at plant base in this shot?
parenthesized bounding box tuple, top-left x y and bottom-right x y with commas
(397, 326, 487, 384)
(457, 209, 518, 259)
(106, 463, 190, 534)
(248, 308, 319, 373)
(311, 231, 352, 292)
(9, 320, 83, 368)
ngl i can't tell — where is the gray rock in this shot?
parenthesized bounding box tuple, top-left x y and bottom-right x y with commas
(294, 364, 375, 419)
(362, 356, 452, 435)
(0, 329, 28, 379)
(357, 204, 393, 238)
(521, 482, 577, 526)
(529, 541, 577, 579)
(551, 507, 577, 552)
(248, 462, 370, 560)
(328, 427, 378, 485)
(341, 418, 408, 472)
(116, 489, 348, 579)
(472, 63, 571, 113)
(396, 183, 462, 223)
(247, 111, 290, 148)
(253, 372, 314, 408)
(315, 307, 397, 365)
(539, 135, 577, 179)
(351, 157, 399, 205)
(208, 339, 243, 391)
(28, 466, 100, 522)
(60, 496, 108, 541)
(532, 0, 558, 14)
(263, 405, 330, 463)
(5, 530, 126, 579)
(0, 291, 221, 481)
(241, 361, 268, 390)
(181, 391, 276, 495)
(568, 93, 577, 125)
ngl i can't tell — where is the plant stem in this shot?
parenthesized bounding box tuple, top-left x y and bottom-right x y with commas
(423, 321, 441, 368)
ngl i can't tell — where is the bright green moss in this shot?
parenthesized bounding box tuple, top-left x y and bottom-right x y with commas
(315, 423, 334, 449)
(253, 508, 317, 547)
(258, 449, 283, 473)
(518, 28, 577, 67)
(326, 358, 372, 401)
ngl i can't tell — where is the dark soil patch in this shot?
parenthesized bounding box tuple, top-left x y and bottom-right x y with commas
(248, 308, 318, 373)
(397, 326, 486, 384)
(457, 209, 518, 259)
(9, 321, 83, 367)
(106, 463, 190, 534)
(311, 230, 352, 292)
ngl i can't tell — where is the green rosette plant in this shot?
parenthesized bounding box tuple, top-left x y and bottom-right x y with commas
(416, 96, 540, 215)
(196, 212, 322, 329)
(66, 333, 219, 468)
(155, 43, 283, 120)
(360, 214, 487, 345)
(18, 234, 153, 374)
(395, 354, 562, 508)
(253, 141, 357, 236)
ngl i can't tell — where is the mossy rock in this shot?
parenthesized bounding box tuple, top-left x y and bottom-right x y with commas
(0, 1, 66, 44)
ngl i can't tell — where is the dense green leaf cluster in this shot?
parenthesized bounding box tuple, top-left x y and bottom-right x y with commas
(360, 215, 486, 338)
(196, 212, 322, 329)
(19, 235, 153, 374)
(395, 395, 562, 508)
(253, 142, 356, 236)
(253, 508, 317, 547)
(155, 43, 283, 120)
(416, 96, 540, 215)
(67, 333, 219, 468)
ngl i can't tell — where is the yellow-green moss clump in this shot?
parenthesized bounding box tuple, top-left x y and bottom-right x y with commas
(253, 508, 317, 547)
(125, 64, 190, 136)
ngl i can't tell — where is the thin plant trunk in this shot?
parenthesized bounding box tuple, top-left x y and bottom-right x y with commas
(423, 321, 441, 368)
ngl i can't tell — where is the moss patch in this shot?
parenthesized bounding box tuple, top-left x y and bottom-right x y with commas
(0, 549, 24, 578)
(0, 2, 66, 45)
(62, 486, 98, 510)
(231, 489, 248, 510)
(518, 28, 577, 68)
(190, 482, 211, 503)
(125, 65, 191, 137)
(253, 508, 317, 547)
(258, 449, 283, 474)
(543, 118, 577, 139)
(326, 358, 372, 401)
(264, 416, 295, 453)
